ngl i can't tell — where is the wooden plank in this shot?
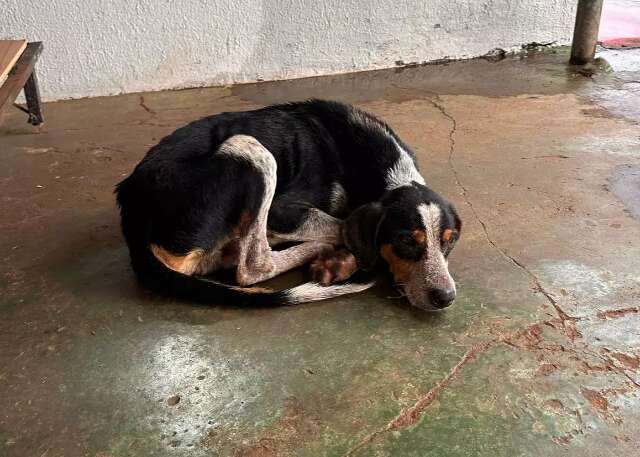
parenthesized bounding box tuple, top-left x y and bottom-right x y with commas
(0, 42, 42, 121)
(0, 40, 27, 86)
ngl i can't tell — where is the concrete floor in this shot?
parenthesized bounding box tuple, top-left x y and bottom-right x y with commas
(1, 47, 640, 457)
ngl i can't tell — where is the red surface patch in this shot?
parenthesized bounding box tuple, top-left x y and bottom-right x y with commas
(599, 0, 640, 47)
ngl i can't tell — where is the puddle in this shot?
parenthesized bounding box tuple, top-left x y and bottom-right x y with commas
(568, 134, 640, 157)
(596, 48, 640, 72)
(608, 164, 640, 219)
(590, 47, 640, 121)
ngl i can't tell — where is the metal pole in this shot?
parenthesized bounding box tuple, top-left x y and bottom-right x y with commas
(570, 0, 605, 65)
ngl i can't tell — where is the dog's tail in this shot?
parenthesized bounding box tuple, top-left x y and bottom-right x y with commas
(133, 244, 374, 306)
(152, 268, 374, 306)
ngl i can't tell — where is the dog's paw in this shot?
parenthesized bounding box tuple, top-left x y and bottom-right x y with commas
(310, 248, 358, 285)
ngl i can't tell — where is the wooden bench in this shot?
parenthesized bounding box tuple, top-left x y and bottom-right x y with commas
(0, 40, 44, 126)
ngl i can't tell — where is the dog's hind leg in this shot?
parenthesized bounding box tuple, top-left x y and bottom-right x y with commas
(220, 135, 332, 286)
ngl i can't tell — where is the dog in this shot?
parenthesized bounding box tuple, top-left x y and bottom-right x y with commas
(116, 99, 461, 310)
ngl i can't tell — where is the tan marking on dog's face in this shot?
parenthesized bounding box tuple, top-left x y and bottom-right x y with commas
(442, 228, 453, 242)
(150, 244, 203, 275)
(412, 229, 427, 245)
(380, 244, 419, 284)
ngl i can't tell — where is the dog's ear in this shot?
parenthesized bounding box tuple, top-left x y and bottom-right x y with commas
(342, 202, 385, 271)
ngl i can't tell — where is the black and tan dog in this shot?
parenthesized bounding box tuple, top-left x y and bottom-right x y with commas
(116, 100, 461, 310)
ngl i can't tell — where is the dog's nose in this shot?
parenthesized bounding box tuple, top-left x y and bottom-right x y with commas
(429, 288, 456, 309)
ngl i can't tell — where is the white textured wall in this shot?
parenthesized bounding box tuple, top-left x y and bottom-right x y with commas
(1, 0, 577, 101)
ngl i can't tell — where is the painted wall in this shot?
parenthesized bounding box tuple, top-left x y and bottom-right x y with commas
(2, 0, 577, 101)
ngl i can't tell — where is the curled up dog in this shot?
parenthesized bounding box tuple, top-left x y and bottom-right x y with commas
(115, 99, 461, 310)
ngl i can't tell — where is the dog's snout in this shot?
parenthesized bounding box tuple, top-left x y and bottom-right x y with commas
(428, 288, 456, 309)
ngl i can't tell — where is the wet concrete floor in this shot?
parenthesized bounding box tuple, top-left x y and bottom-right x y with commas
(1, 48, 639, 456)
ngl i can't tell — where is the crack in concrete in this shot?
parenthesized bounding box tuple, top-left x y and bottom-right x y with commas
(138, 95, 156, 116)
(428, 96, 576, 327)
(520, 155, 572, 160)
(596, 306, 639, 320)
(342, 341, 493, 457)
(581, 346, 640, 389)
(134, 95, 179, 129)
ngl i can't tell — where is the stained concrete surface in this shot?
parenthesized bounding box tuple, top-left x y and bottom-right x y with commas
(1, 48, 639, 457)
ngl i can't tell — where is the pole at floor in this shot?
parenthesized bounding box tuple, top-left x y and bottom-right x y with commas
(570, 0, 605, 65)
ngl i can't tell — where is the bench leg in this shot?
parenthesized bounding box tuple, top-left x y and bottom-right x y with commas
(24, 71, 44, 125)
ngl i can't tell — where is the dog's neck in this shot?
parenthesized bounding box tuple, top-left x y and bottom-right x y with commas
(318, 108, 427, 204)
(383, 136, 426, 191)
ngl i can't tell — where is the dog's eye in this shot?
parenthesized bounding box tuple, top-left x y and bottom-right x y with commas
(398, 234, 418, 246)
(392, 232, 425, 261)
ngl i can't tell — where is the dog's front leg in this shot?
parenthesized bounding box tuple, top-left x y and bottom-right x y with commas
(268, 207, 344, 245)
(309, 247, 359, 285)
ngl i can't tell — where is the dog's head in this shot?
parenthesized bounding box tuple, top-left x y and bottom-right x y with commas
(343, 183, 461, 310)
